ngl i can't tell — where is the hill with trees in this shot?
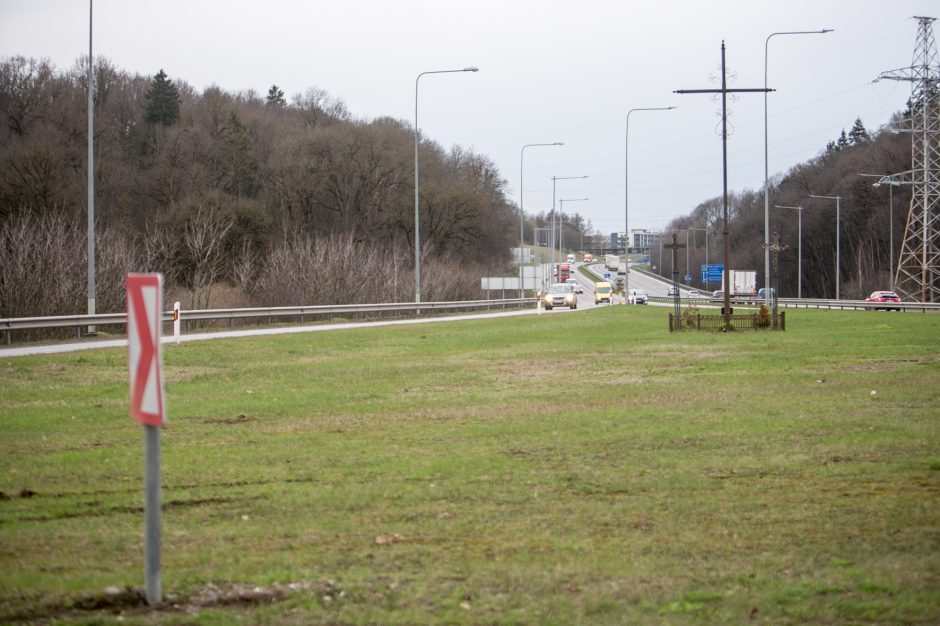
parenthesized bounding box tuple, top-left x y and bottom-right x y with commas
(0, 56, 521, 317)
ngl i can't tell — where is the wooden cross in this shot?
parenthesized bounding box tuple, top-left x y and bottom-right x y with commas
(663, 232, 686, 322)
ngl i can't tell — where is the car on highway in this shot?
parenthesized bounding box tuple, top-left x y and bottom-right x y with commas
(542, 283, 578, 310)
(864, 290, 901, 310)
(565, 278, 583, 294)
(712, 290, 725, 299)
(687, 290, 703, 299)
(757, 287, 776, 300)
(667, 286, 679, 297)
(627, 288, 648, 305)
(594, 281, 612, 305)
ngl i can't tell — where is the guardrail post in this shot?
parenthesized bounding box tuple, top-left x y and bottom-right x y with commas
(173, 302, 180, 344)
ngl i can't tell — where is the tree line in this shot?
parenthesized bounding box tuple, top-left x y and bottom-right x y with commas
(0, 56, 518, 318)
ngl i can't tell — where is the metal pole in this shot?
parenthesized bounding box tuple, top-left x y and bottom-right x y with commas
(809, 194, 841, 299)
(414, 67, 478, 304)
(414, 75, 421, 304)
(685, 229, 690, 279)
(87, 0, 95, 334)
(774, 205, 804, 298)
(659, 235, 663, 276)
(763, 29, 832, 306)
(705, 229, 708, 289)
(551, 178, 556, 272)
(794, 210, 803, 298)
(626, 107, 674, 298)
(889, 183, 894, 291)
(144, 425, 162, 605)
(520, 143, 563, 297)
(550, 176, 589, 280)
(836, 196, 840, 300)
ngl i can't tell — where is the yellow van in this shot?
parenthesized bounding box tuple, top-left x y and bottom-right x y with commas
(594, 281, 612, 305)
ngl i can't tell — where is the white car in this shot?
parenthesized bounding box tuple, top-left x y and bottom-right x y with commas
(565, 278, 583, 294)
(628, 289, 648, 305)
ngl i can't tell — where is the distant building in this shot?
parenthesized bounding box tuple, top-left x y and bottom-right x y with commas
(611, 229, 661, 251)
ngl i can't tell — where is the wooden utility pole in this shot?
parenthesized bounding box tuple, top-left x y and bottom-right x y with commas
(676, 41, 773, 328)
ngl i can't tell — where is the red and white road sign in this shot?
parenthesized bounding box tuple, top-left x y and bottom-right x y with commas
(127, 274, 165, 426)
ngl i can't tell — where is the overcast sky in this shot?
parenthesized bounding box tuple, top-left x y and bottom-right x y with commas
(1, 0, 937, 236)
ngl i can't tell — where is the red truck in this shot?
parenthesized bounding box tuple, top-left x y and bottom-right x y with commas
(558, 263, 571, 283)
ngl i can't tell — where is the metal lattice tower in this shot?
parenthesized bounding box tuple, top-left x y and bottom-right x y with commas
(875, 16, 940, 303)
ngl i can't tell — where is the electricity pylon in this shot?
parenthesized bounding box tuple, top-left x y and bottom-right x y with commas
(875, 16, 940, 303)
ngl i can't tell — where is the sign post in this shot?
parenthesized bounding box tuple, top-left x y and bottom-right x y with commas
(127, 273, 165, 606)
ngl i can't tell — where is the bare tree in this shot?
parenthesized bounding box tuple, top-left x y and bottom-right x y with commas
(181, 199, 235, 309)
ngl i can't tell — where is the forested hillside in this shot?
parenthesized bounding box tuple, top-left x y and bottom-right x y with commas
(0, 56, 519, 316)
(659, 115, 913, 299)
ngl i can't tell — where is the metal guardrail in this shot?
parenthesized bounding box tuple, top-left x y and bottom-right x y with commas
(1, 298, 532, 344)
(649, 295, 940, 312)
(3, 294, 938, 345)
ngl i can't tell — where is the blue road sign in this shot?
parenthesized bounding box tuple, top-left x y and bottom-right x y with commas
(702, 264, 723, 283)
(604, 272, 611, 279)
(684, 274, 693, 282)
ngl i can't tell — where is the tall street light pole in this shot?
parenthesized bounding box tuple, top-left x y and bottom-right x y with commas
(626, 106, 675, 298)
(414, 66, 478, 304)
(685, 229, 690, 279)
(809, 194, 841, 299)
(87, 0, 96, 334)
(688, 227, 707, 288)
(559, 198, 588, 255)
(520, 142, 563, 296)
(873, 180, 900, 291)
(860, 172, 911, 292)
(533, 227, 551, 291)
(763, 29, 832, 305)
(774, 205, 803, 298)
(551, 175, 588, 273)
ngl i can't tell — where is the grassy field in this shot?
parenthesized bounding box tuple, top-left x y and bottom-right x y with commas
(1, 306, 939, 624)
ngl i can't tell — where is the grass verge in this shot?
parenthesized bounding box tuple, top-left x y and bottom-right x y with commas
(1, 306, 939, 624)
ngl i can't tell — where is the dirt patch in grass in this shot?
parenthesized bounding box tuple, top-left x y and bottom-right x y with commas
(2, 580, 329, 624)
(12, 495, 266, 524)
(202, 414, 257, 425)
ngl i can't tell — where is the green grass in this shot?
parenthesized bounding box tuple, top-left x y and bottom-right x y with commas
(1, 306, 939, 624)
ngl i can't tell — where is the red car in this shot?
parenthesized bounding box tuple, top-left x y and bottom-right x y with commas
(864, 290, 901, 311)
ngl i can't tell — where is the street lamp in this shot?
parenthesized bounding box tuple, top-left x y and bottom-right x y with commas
(533, 227, 551, 291)
(688, 227, 708, 288)
(414, 66, 478, 303)
(626, 106, 675, 297)
(763, 28, 832, 305)
(774, 205, 803, 298)
(520, 143, 563, 296)
(559, 198, 588, 254)
(87, 0, 96, 334)
(551, 175, 589, 268)
(860, 172, 910, 292)
(808, 194, 841, 299)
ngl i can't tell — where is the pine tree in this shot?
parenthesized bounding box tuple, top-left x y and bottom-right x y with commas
(224, 111, 258, 197)
(266, 84, 286, 107)
(848, 117, 869, 145)
(836, 129, 850, 151)
(145, 69, 180, 125)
